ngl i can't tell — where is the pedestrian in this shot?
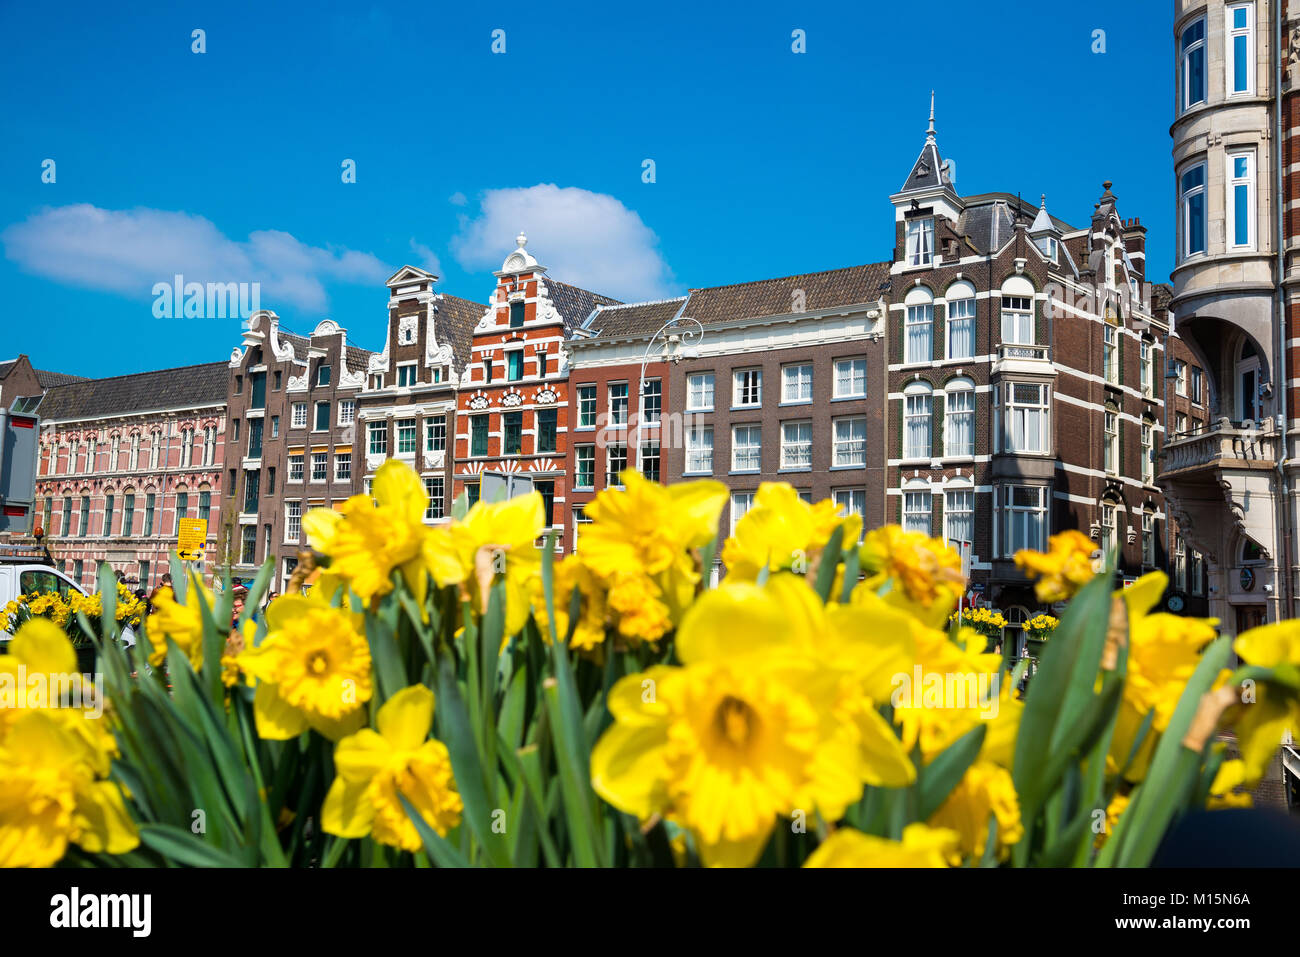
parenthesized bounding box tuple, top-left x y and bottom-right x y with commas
(231, 584, 249, 628)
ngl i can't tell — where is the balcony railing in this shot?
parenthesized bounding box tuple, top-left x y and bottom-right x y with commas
(1158, 418, 1279, 476)
(996, 342, 1050, 361)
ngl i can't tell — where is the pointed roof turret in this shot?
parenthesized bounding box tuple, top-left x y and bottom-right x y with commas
(1030, 194, 1059, 236)
(899, 91, 949, 193)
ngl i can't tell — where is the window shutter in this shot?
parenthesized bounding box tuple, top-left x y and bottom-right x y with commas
(933, 393, 944, 455)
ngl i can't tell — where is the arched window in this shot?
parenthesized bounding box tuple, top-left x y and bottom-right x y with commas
(203, 426, 216, 466)
(945, 281, 976, 360)
(944, 378, 975, 457)
(181, 428, 193, 467)
(943, 479, 974, 552)
(903, 381, 933, 459)
(904, 287, 934, 364)
(149, 428, 161, 470)
(129, 432, 140, 470)
(110, 434, 120, 470)
(1099, 496, 1120, 558)
(902, 479, 932, 535)
(1241, 537, 1264, 563)
(999, 276, 1035, 355)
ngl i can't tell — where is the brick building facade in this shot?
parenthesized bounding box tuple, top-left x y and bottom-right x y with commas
(355, 266, 480, 524)
(33, 363, 227, 589)
(452, 234, 618, 550)
(224, 311, 374, 594)
(884, 109, 1180, 644)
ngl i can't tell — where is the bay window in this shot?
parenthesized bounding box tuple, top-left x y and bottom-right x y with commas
(997, 485, 1047, 557)
(1180, 163, 1206, 259)
(995, 381, 1050, 454)
(1179, 16, 1206, 112)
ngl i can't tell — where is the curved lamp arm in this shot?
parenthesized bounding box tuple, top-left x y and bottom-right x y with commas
(639, 317, 704, 393)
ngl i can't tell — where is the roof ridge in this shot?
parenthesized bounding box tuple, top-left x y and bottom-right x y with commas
(688, 261, 889, 295)
(594, 296, 688, 310)
(42, 361, 227, 391)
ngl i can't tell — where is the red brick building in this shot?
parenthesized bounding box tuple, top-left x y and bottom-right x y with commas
(563, 297, 686, 549)
(33, 364, 228, 589)
(452, 234, 618, 549)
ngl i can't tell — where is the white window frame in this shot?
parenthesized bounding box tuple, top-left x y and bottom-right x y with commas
(338, 399, 356, 426)
(685, 425, 714, 475)
(395, 418, 417, 456)
(288, 452, 304, 483)
(731, 425, 762, 473)
(1226, 3, 1255, 97)
(1000, 295, 1034, 348)
(1104, 412, 1119, 475)
(732, 368, 762, 408)
(1103, 324, 1119, 384)
(576, 384, 597, 428)
(946, 294, 976, 360)
(334, 452, 351, 482)
(1179, 15, 1207, 113)
(944, 486, 974, 551)
(833, 488, 866, 539)
(998, 485, 1047, 558)
(396, 362, 418, 388)
(995, 381, 1050, 455)
(902, 487, 932, 535)
(1141, 340, 1153, 397)
(686, 372, 715, 412)
(1175, 535, 1187, 590)
(1143, 511, 1156, 567)
(780, 420, 813, 470)
(1180, 162, 1207, 260)
(291, 402, 308, 429)
(905, 217, 934, 267)
(905, 299, 933, 365)
(730, 491, 755, 536)
(833, 358, 866, 399)
(781, 364, 813, 404)
(425, 415, 447, 453)
(310, 451, 328, 483)
(1226, 150, 1256, 251)
(574, 445, 596, 490)
(1141, 422, 1154, 483)
(944, 383, 975, 458)
(903, 385, 932, 460)
(285, 501, 302, 544)
(832, 415, 867, 468)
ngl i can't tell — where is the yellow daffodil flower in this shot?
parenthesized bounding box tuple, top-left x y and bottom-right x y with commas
(858, 526, 964, 627)
(322, 684, 462, 851)
(146, 574, 217, 671)
(0, 709, 138, 867)
(236, 594, 372, 741)
(803, 824, 959, 868)
(574, 471, 728, 643)
(530, 554, 609, 653)
(591, 577, 914, 867)
(1110, 572, 1218, 782)
(721, 482, 860, 581)
(928, 759, 1023, 860)
(304, 459, 462, 607)
(1014, 529, 1098, 603)
(1224, 619, 1300, 786)
(449, 489, 547, 639)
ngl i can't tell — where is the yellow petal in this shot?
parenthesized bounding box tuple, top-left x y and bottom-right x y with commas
(855, 705, 917, 787)
(1121, 571, 1168, 620)
(266, 594, 315, 632)
(373, 459, 428, 525)
(302, 507, 343, 553)
(1234, 620, 1300, 669)
(305, 705, 368, 743)
(695, 823, 773, 868)
(376, 685, 435, 751)
(666, 479, 730, 547)
(252, 681, 310, 740)
(321, 775, 377, 839)
(9, 617, 77, 675)
(332, 728, 392, 783)
(675, 583, 806, 666)
(590, 722, 670, 821)
(73, 781, 139, 854)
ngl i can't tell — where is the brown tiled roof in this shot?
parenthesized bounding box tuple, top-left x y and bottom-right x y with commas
(1151, 282, 1174, 316)
(34, 369, 88, 388)
(435, 294, 485, 371)
(545, 279, 621, 334)
(683, 262, 891, 325)
(35, 362, 228, 421)
(343, 344, 374, 373)
(579, 297, 688, 339)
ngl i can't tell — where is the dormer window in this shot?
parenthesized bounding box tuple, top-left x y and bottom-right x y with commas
(905, 218, 934, 266)
(1035, 236, 1057, 262)
(317, 364, 331, 387)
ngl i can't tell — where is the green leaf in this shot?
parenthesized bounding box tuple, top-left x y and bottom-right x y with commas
(399, 793, 470, 868)
(813, 525, 845, 602)
(138, 824, 246, 868)
(917, 723, 986, 820)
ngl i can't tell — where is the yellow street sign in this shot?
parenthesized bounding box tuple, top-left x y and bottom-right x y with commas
(177, 517, 208, 562)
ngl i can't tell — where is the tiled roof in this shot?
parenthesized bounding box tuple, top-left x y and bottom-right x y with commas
(545, 279, 621, 334)
(1151, 283, 1174, 316)
(580, 297, 688, 339)
(34, 369, 88, 388)
(343, 344, 374, 374)
(961, 192, 1076, 234)
(35, 362, 228, 422)
(0, 360, 15, 379)
(682, 262, 891, 326)
(435, 294, 486, 371)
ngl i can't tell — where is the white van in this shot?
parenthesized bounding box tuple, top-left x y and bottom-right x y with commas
(0, 547, 136, 648)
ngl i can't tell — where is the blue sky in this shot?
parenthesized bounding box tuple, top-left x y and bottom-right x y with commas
(0, 0, 1173, 378)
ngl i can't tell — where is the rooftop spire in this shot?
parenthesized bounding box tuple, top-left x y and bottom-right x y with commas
(926, 91, 936, 143)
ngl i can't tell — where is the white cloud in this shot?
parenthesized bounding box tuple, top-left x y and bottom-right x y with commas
(408, 238, 442, 275)
(1, 204, 390, 312)
(450, 184, 676, 302)
(448, 191, 467, 207)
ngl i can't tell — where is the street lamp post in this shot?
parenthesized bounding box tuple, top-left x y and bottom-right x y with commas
(639, 317, 704, 394)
